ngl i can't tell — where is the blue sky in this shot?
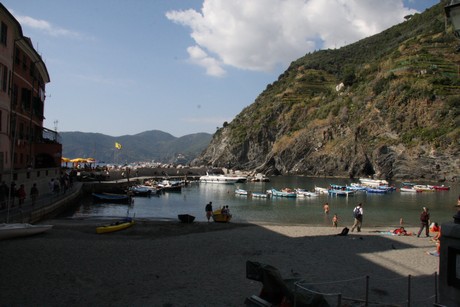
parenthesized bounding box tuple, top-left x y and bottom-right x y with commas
(4, 0, 439, 137)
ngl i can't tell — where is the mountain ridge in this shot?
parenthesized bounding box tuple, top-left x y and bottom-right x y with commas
(61, 130, 212, 164)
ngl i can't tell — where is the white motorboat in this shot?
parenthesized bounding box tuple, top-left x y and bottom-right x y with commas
(199, 173, 247, 184)
(295, 188, 318, 197)
(0, 223, 53, 240)
(235, 188, 248, 196)
(400, 186, 421, 193)
(359, 178, 389, 187)
(314, 186, 329, 194)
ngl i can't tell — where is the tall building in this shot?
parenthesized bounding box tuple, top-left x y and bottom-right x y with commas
(0, 4, 61, 186)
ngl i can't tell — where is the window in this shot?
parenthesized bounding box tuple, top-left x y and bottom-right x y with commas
(21, 88, 31, 111)
(0, 22, 7, 46)
(0, 63, 7, 92)
(22, 55, 27, 70)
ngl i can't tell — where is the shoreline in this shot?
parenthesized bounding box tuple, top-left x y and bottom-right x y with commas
(1, 218, 441, 306)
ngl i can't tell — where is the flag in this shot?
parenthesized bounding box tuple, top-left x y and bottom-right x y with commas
(115, 142, 122, 150)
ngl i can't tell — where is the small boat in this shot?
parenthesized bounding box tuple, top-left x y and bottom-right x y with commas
(178, 214, 195, 223)
(328, 184, 355, 196)
(235, 188, 248, 196)
(346, 183, 367, 191)
(0, 223, 53, 240)
(157, 180, 182, 192)
(199, 173, 247, 184)
(400, 186, 421, 193)
(295, 188, 318, 197)
(359, 178, 389, 187)
(314, 186, 329, 194)
(92, 193, 132, 203)
(251, 192, 269, 198)
(128, 185, 152, 196)
(212, 209, 232, 223)
(96, 218, 134, 234)
(414, 184, 435, 192)
(365, 187, 387, 194)
(270, 188, 297, 198)
(433, 185, 450, 191)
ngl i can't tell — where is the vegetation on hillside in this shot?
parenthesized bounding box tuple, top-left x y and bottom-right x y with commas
(195, 1, 459, 180)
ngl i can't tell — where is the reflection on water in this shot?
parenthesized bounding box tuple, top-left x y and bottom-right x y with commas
(68, 176, 459, 227)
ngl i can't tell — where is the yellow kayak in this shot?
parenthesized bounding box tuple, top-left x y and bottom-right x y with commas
(212, 209, 232, 223)
(96, 219, 134, 234)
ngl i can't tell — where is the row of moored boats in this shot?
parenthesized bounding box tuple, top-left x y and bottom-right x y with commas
(234, 178, 451, 198)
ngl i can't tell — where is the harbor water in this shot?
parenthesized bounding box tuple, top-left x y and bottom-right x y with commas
(69, 176, 460, 228)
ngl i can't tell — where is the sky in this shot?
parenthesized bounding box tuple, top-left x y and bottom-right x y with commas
(3, 0, 440, 137)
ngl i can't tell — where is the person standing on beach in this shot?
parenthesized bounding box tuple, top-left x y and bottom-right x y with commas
(17, 184, 26, 208)
(323, 203, 330, 214)
(332, 213, 338, 228)
(417, 207, 430, 237)
(205, 202, 213, 222)
(351, 203, 363, 232)
(30, 183, 39, 206)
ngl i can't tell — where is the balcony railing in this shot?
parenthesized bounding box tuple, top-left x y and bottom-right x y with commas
(41, 127, 61, 144)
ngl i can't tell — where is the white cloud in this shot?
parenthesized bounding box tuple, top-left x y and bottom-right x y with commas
(12, 10, 84, 39)
(166, 0, 418, 76)
(187, 45, 226, 77)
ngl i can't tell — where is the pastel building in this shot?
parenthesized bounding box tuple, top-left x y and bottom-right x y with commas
(0, 4, 61, 190)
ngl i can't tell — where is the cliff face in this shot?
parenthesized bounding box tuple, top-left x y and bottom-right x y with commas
(192, 2, 460, 181)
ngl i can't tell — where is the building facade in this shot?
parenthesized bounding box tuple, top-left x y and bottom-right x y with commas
(0, 4, 61, 186)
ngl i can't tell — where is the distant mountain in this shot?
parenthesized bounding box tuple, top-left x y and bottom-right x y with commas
(192, 1, 460, 181)
(60, 130, 212, 164)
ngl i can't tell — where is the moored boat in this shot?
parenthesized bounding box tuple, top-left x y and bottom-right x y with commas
(92, 192, 132, 203)
(235, 188, 248, 196)
(365, 187, 387, 194)
(128, 185, 153, 196)
(96, 218, 134, 234)
(270, 188, 297, 198)
(157, 180, 182, 192)
(314, 186, 329, 194)
(295, 188, 318, 197)
(251, 192, 269, 198)
(432, 185, 450, 191)
(359, 178, 389, 188)
(414, 184, 435, 192)
(0, 223, 53, 240)
(199, 173, 247, 184)
(400, 186, 421, 193)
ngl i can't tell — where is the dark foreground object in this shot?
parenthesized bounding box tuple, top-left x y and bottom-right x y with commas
(178, 214, 195, 223)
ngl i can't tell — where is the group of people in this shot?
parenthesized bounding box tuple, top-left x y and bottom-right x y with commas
(205, 202, 231, 222)
(323, 202, 363, 231)
(0, 181, 39, 209)
(48, 172, 73, 195)
(325, 202, 436, 241)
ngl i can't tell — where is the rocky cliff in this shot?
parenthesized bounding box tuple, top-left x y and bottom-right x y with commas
(192, 1, 459, 181)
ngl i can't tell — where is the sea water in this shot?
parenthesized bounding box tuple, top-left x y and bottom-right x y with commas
(70, 176, 459, 228)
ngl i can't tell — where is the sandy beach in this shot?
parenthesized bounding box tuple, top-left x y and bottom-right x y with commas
(0, 219, 440, 306)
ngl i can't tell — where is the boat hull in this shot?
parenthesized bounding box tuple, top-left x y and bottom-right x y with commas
(0, 223, 53, 240)
(178, 214, 195, 223)
(96, 219, 134, 234)
(270, 189, 297, 198)
(212, 209, 232, 223)
(92, 193, 132, 203)
(199, 174, 247, 184)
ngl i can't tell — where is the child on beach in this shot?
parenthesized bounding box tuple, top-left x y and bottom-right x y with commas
(323, 203, 330, 214)
(332, 214, 338, 228)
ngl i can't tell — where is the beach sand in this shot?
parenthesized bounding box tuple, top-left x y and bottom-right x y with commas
(0, 219, 440, 306)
